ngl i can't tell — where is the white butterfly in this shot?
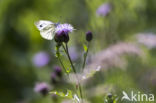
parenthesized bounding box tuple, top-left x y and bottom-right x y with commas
(35, 20, 59, 40)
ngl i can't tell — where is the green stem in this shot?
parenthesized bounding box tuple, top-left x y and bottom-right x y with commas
(63, 43, 83, 102)
(82, 43, 89, 70)
(56, 44, 68, 75)
(78, 84, 83, 103)
(64, 43, 76, 74)
(62, 44, 68, 56)
(58, 56, 67, 74)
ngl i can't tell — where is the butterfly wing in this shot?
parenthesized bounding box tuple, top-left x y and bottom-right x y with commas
(35, 20, 56, 40)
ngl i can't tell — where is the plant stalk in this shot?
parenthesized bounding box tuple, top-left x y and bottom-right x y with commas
(63, 43, 83, 102)
(82, 43, 89, 70)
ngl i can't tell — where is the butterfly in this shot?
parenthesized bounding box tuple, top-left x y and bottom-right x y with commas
(35, 20, 59, 40)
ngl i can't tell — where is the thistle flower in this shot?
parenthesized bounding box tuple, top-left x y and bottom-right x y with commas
(54, 66, 62, 77)
(96, 3, 111, 16)
(86, 31, 93, 42)
(107, 93, 113, 98)
(51, 66, 62, 84)
(34, 82, 50, 95)
(32, 52, 50, 67)
(55, 24, 74, 43)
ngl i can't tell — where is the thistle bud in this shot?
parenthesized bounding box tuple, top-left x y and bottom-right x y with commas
(55, 23, 73, 43)
(34, 82, 49, 96)
(86, 31, 93, 42)
(55, 31, 69, 43)
(107, 93, 113, 98)
(54, 66, 62, 77)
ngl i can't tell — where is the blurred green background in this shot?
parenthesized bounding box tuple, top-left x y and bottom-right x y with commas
(0, 0, 156, 103)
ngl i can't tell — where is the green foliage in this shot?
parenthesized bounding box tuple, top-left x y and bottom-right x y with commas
(83, 44, 88, 52)
(50, 90, 73, 99)
(0, 0, 156, 103)
(104, 94, 118, 103)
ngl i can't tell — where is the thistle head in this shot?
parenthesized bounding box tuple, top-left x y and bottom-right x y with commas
(54, 66, 62, 77)
(55, 23, 74, 43)
(86, 31, 93, 42)
(34, 82, 50, 96)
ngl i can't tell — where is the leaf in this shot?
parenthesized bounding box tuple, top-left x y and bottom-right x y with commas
(83, 44, 88, 52)
(55, 46, 60, 57)
(66, 90, 73, 98)
(66, 67, 71, 73)
(50, 90, 73, 99)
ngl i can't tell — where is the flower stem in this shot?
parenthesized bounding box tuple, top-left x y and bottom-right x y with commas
(63, 43, 83, 102)
(58, 56, 67, 74)
(79, 84, 83, 103)
(82, 43, 89, 70)
(56, 44, 68, 75)
(65, 43, 76, 74)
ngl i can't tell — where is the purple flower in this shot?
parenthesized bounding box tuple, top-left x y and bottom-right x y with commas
(32, 52, 50, 67)
(96, 3, 111, 16)
(50, 66, 63, 84)
(54, 66, 62, 77)
(34, 82, 50, 95)
(55, 24, 74, 43)
(55, 24, 74, 34)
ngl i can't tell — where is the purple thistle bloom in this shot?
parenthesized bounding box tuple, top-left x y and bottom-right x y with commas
(54, 66, 62, 77)
(96, 3, 111, 16)
(34, 82, 50, 95)
(55, 24, 74, 34)
(55, 24, 74, 43)
(32, 52, 50, 67)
